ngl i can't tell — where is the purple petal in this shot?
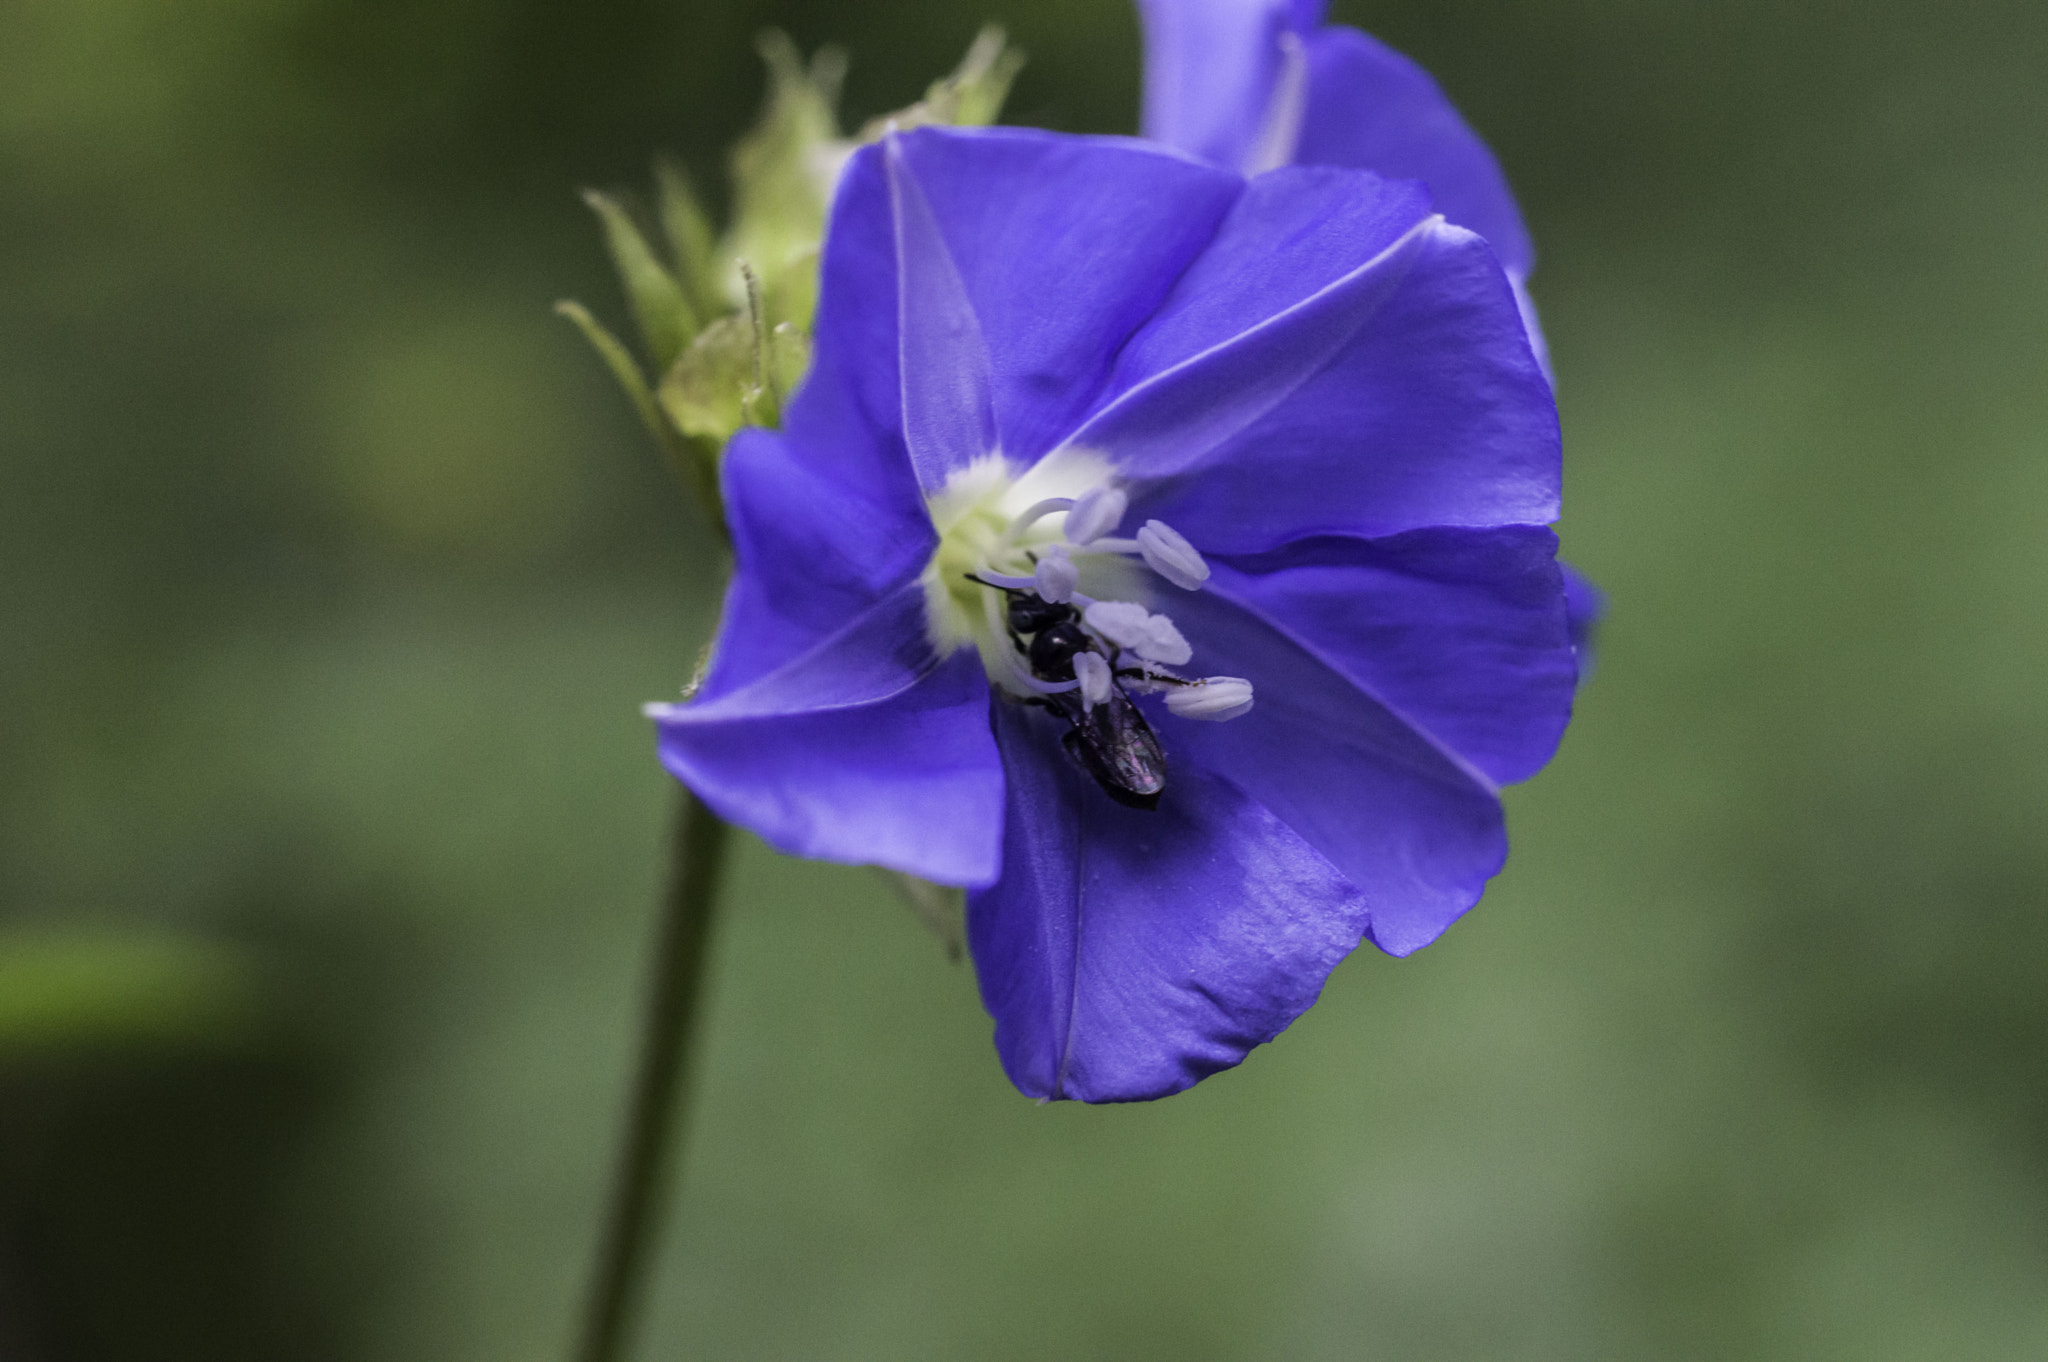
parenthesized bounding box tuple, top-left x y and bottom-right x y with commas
(799, 147, 916, 494)
(1562, 560, 1605, 683)
(969, 697, 1371, 1102)
(882, 127, 1242, 462)
(1093, 163, 1434, 378)
(653, 583, 1005, 887)
(1297, 26, 1534, 280)
(1160, 583, 1508, 957)
(1512, 274, 1554, 388)
(1136, 0, 1311, 171)
(697, 425, 933, 701)
(1072, 180, 1556, 547)
(884, 136, 1001, 493)
(1209, 527, 1576, 786)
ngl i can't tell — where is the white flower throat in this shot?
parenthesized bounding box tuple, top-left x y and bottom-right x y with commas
(921, 453, 1254, 724)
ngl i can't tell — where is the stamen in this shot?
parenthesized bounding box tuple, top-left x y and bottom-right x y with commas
(925, 462, 1239, 715)
(1073, 651, 1112, 711)
(1034, 547, 1079, 603)
(1063, 486, 1128, 545)
(1135, 519, 1210, 591)
(1083, 601, 1193, 667)
(1016, 671, 1081, 696)
(999, 496, 1075, 548)
(1165, 676, 1254, 721)
(971, 569, 1038, 591)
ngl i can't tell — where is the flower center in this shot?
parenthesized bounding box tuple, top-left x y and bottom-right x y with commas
(919, 453, 1254, 727)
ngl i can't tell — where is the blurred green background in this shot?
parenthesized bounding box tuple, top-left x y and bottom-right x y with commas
(5, 0, 2048, 1357)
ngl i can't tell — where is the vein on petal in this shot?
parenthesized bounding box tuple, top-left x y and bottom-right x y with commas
(656, 580, 938, 723)
(885, 135, 1002, 493)
(1064, 214, 1445, 475)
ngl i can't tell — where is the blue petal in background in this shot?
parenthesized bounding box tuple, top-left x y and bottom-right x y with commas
(1135, 0, 1305, 170)
(1296, 25, 1535, 281)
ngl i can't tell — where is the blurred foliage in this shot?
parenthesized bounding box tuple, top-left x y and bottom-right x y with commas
(3, 0, 2048, 1359)
(0, 931, 258, 1056)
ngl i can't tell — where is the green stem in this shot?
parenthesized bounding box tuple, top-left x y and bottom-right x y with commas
(574, 786, 731, 1362)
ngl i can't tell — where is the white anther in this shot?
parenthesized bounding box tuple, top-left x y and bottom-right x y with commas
(1063, 486, 1128, 545)
(1081, 600, 1154, 650)
(1139, 617, 1193, 666)
(1135, 519, 1210, 591)
(1033, 547, 1079, 603)
(1083, 600, 1193, 667)
(1165, 677, 1254, 721)
(1072, 650, 1113, 711)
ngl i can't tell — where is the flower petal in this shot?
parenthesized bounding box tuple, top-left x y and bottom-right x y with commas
(652, 582, 1005, 886)
(885, 135, 1001, 493)
(797, 146, 919, 501)
(969, 697, 1370, 1102)
(1093, 162, 1433, 377)
(1072, 185, 1557, 547)
(698, 425, 933, 701)
(880, 127, 1242, 462)
(1296, 26, 1534, 280)
(1562, 560, 1606, 684)
(1159, 583, 1509, 957)
(1135, 0, 1323, 171)
(1209, 527, 1577, 786)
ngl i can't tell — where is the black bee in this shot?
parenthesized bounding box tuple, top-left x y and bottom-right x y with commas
(991, 582, 1168, 811)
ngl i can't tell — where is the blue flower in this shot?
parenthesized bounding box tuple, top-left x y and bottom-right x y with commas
(647, 126, 1573, 1101)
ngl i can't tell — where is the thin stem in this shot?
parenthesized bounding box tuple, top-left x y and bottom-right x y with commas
(574, 786, 731, 1362)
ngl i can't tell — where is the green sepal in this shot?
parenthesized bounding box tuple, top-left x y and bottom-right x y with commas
(556, 300, 725, 538)
(564, 25, 1022, 545)
(654, 159, 722, 326)
(721, 32, 846, 331)
(657, 264, 811, 440)
(767, 320, 811, 407)
(855, 26, 1026, 138)
(657, 314, 754, 443)
(583, 188, 697, 373)
(939, 27, 1026, 128)
(555, 299, 669, 447)
(759, 244, 819, 340)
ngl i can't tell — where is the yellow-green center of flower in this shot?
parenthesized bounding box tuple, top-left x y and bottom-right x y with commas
(914, 451, 1251, 724)
(923, 458, 1036, 652)
(922, 454, 1115, 688)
